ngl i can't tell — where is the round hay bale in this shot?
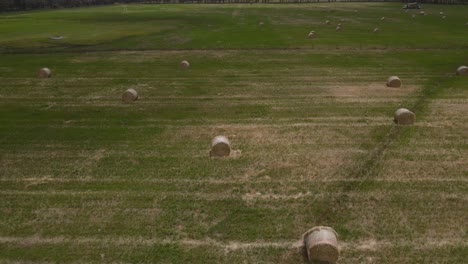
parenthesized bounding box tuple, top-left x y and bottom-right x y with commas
(259, 21, 264, 26)
(439, 11, 444, 15)
(335, 26, 342, 32)
(394, 108, 416, 125)
(381, 16, 385, 21)
(122, 88, 138, 102)
(303, 226, 339, 263)
(308, 32, 315, 39)
(442, 16, 446, 19)
(374, 27, 380, 33)
(386, 76, 402, 88)
(180, 60, 190, 70)
(37, 68, 52, 78)
(420, 11, 426, 15)
(337, 23, 342, 27)
(50, 36, 64, 40)
(210, 136, 231, 157)
(456, 65, 468, 75)
(325, 20, 330, 25)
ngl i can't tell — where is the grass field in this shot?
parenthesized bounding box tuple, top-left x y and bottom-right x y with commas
(0, 3, 467, 263)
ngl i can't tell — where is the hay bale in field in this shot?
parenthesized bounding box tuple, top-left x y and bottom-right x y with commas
(37, 68, 52, 78)
(180, 60, 190, 70)
(442, 16, 446, 19)
(420, 11, 426, 15)
(337, 23, 342, 27)
(394, 108, 416, 125)
(210, 136, 231, 157)
(308, 31, 315, 39)
(259, 21, 264, 26)
(439, 11, 444, 15)
(303, 226, 339, 263)
(122, 88, 138, 102)
(386, 76, 402, 88)
(50, 35, 64, 40)
(456, 65, 468, 75)
(325, 20, 330, 25)
(381, 16, 385, 21)
(335, 26, 342, 32)
(374, 27, 380, 33)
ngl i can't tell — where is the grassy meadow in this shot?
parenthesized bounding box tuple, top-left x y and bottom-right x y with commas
(0, 3, 467, 263)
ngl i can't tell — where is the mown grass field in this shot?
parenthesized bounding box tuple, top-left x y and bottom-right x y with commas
(0, 3, 467, 263)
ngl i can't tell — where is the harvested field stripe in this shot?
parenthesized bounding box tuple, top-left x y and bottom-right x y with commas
(0, 236, 465, 250)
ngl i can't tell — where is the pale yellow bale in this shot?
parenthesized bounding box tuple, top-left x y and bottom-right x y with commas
(303, 226, 339, 263)
(122, 88, 138, 102)
(180, 60, 190, 69)
(37, 68, 52, 78)
(210, 136, 231, 157)
(394, 108, 416, 125)
(386, 76, 402, 88)
(456, 65, 468, 75)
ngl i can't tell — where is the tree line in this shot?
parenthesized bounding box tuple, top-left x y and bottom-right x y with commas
(1, 0, 466, 12)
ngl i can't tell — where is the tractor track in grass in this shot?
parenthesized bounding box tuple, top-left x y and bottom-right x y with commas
(313, 68, 466, 224)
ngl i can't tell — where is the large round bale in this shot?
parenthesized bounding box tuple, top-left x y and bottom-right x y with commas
(456, 65, 468, 75)
(308, 31, 315, 39)
(210, 136, 231, 157)
(37, 68, 52, 78)
(386, 76, 402, 88)
(122, 88, 138, 102)
(394, 108, 416, 125)
(335, 26, 342, 32)
(381, 16, 385, 21)
(374, 27, 380, 33)
(303, 226, 339, 263)
(180, 60, 190, 70)
(325, 20, 330, 25)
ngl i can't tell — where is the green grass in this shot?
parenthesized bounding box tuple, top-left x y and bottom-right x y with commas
(0, 3, 467, 263)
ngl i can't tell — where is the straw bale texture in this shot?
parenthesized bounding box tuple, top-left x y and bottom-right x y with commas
(394, 108, 415, 125)
(122, 88, 138, 102)
(210, 136, 231, 157)
(386, 76, 402, 88)
(456, 66, 468, 75)
(180, 60, 190, 69)
(303, 226, 339, 263)
(37, 68, 52, 78)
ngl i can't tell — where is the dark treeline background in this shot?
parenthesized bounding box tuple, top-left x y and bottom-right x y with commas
(1, 0, 466, 12)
